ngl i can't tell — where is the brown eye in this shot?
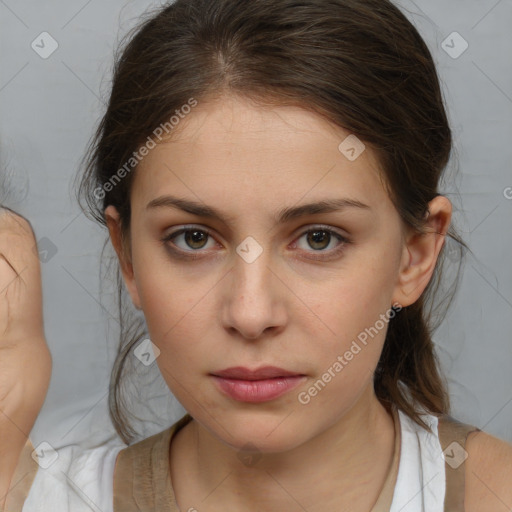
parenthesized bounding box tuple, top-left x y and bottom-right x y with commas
(296, 228, 346, 252)
(162, 227, 216, 252)
(306, 230, 332, 250)
(183, 229, 209, 249)
(292, 226, 350, 261)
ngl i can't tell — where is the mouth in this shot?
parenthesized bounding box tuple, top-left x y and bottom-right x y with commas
(209, 366, 307, 403)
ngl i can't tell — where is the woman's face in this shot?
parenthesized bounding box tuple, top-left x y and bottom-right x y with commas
(107, 95, 423, 452)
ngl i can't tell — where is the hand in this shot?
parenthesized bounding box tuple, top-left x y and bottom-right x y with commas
(0, 207, 51, 508)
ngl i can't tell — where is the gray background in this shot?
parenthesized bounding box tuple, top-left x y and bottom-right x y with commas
(0, 0, 511, 448)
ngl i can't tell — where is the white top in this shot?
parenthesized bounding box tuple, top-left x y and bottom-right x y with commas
(23, 409, 446, 511)
(390, 409, 446, 512)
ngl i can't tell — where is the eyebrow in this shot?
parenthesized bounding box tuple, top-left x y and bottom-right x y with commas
(146, 194, 371, 224)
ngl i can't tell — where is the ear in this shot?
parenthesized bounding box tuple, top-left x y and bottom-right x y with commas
(104, 205, 142, 310)
(392, 195, 452, 307)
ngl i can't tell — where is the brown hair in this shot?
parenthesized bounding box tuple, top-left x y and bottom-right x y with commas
(77, 0, 465, 443)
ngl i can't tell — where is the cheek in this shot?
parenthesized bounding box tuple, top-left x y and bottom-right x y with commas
(132, 255, 217, 380)
(135, 273, 212, 399)
(131, 234, 206, 332)
(303, 247, 399, 332)
(293, 242, 401, 380)
(137, 272, 208, 346)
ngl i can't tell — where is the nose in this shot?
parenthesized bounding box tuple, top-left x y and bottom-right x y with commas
(221, 245, 288, 341)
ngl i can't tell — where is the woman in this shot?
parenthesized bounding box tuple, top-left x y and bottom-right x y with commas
(3, 0, 512, 510)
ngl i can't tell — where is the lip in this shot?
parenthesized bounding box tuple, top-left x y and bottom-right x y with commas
(211, 366, 304, 380)
(210, 366, 307, 403)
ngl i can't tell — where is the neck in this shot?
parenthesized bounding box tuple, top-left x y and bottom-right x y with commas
(171, 384, 395, 511)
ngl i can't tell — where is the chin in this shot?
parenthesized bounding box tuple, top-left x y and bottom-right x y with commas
(214, 414, 311, 454)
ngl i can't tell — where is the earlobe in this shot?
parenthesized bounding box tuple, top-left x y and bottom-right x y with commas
(392, 196, 452, 307)
(104, 205, 142, 310)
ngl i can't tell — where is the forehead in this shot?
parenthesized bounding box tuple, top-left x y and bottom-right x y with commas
(131, 95, 390, 214)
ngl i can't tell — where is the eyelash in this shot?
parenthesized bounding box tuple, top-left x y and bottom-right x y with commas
(160, 225, 351, 261)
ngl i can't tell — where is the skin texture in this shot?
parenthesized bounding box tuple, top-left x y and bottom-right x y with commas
(106, 94, 455, 511)
(0, 208, 51, 510)
(465, 431, 512, 512)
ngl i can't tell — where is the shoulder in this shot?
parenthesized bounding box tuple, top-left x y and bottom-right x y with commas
(465, 429, 512, 512)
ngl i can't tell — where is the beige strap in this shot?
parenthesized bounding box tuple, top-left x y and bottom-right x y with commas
(113, 414, 193, 512)
(3, 439, 39, 512)
(437, 414, 481, 512)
